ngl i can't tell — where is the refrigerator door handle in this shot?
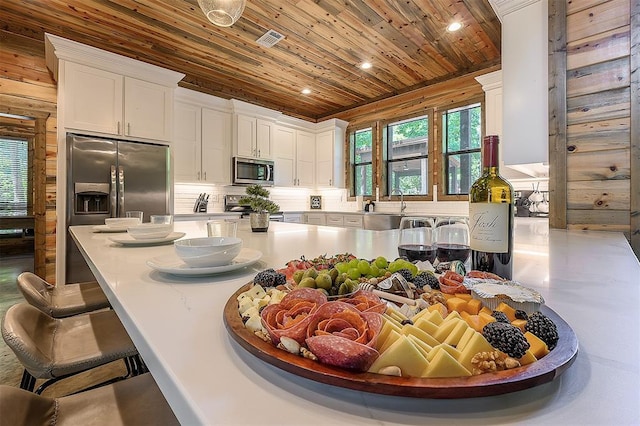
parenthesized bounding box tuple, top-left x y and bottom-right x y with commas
(118, 166, 125, 216)
(110, 165, 117, 217)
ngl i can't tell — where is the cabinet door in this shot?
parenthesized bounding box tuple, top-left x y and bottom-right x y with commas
(343, 215, 363, 228)
(235, 114, 256, 157)
(306, 213, 326, 225)
(202, 108, 231, 184)
(326, 214, 344, 227)
(273, 126, 296, 186)
(315, 130, 334, 186)
(296, 130, 315, 187)
(173, 102, 201, 182)
(256, 119, 273, 159)
(124, 77, 172, 141)
(64, 62, 123, 135)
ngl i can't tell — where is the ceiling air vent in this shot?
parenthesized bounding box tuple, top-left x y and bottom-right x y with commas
(256, 30, 285, 48)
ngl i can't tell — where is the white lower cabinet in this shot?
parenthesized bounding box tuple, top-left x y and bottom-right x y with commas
(284, 213, 304, 223)
(343, 214, 363, 228)
(325, 214, 344, 227)
(305, 213, 326, 226)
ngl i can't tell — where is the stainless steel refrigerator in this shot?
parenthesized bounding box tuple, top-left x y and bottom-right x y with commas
(66, 133, 171, 283)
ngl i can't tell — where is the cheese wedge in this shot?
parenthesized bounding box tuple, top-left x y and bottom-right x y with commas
(423, 348, 471, 378)
(369, 335, 429, 378)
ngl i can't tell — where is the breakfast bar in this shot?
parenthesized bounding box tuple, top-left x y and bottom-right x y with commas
(69, 219, 640, 425)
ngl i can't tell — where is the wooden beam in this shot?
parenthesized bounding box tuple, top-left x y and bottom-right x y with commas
(33, 116, 48, 279)
(548, 0, 567, 229)
(630, 0, 639, 258)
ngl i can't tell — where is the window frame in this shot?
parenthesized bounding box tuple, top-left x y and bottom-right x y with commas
(437, 97, 485, 201)
(348, 124, 377, 198)
(381, 110, 434, 201)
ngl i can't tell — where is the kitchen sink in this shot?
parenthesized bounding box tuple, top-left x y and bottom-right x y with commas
(362, 213, 404, 231)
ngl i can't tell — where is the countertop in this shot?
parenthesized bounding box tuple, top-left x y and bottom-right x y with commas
(69, 218, 640, 425)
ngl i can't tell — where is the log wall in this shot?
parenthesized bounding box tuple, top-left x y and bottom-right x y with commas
(0, 29, 58, 282)
(555, 0, 640, 254)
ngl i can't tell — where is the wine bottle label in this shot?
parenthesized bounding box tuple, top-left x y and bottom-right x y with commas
(469, 203, 510, 253)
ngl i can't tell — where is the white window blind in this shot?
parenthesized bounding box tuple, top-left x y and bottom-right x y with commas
(0, 138, 29, 216)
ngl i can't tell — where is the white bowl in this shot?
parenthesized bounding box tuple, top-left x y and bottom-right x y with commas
(174, 237, 243, 267)
(105, 217, 141, 228)
(127, 223, 173, 240)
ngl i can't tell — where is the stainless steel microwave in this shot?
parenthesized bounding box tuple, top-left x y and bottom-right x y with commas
(232, 157, 274, 186)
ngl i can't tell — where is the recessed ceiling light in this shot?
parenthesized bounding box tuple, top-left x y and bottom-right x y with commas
(360, 62, 372, 70)
(447, 22, 462, 32)
(301, 88, 311, 95)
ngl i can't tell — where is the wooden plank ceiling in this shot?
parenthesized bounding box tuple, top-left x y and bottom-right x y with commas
(1, 0, 501, 122)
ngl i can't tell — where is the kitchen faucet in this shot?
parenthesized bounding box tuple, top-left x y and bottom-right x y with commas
(389, 188, 406, 213)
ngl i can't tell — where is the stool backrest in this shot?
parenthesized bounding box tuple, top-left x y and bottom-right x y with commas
(1, 303, 54, 378)
(0, 385, 55, 425)
(17, 272, 54, 316)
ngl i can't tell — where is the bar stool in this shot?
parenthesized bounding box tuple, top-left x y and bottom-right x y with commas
(0, 372, 180, 425)
(16, 272, 110, 318)
(1, 302, 141, 394)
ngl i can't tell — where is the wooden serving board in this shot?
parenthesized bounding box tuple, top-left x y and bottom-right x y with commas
(223, 283, 578, 398)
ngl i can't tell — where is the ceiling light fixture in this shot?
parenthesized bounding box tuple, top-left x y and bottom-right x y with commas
(301, 88, 311, 95)
(447, 22, 462, 32)
(197, 0, 246, 27)
(360, 62, 372, 70)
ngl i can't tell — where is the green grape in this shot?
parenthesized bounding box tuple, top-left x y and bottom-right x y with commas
(348, 258, 359, 269)
(335, 262, 349, 274)
(369, 264, 380, 277)
(357, 259, 371, 275)
(388, 260, 402, 273)
(374, 256, 388, 269)
(347, 267, 361, 280)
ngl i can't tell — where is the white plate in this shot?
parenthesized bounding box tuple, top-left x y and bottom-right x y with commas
(109, 232, 186, 246)
(146, 248, 262, 276)
(93, 224, 129, 233)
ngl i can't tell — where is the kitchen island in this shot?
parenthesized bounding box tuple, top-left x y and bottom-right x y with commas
(69, 218, 640, 425)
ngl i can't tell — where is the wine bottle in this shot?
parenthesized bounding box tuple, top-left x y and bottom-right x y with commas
(469, 135, 514, 279)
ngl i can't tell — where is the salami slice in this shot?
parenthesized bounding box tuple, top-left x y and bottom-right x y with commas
(341, 290, 387, 314)
(260, 288, 328, 345)
(306, 335, 380, 371)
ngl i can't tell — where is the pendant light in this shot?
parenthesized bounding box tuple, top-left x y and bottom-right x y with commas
(197, 0, 246, 27)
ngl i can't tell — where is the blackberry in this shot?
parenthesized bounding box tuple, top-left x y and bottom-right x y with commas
(253, 269, 286, 287)
(491, 310, 510, 324)
(482, 322, 530, 359)
(525, 312, 559, 350)
(396, 268, 414, 282)
(514, 310, 529, 321)
(412, 271, 440, 290)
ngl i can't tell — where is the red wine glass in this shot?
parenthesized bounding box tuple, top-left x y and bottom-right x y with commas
(397, 216, 436, 263)
(434, 216, 471, 265)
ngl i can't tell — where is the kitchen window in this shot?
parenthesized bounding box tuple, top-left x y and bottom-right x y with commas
(385, 115, 429, 195)
(441, 103, 482, 195)
(350, 127, 373, 196)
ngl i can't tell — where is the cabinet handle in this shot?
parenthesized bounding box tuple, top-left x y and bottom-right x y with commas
(127, 123, 131, 135)
(117, 121, 121, 134)
(203, 172, 207, 180)
(258, 149, 261, 157)
(197, 171, 200, 180)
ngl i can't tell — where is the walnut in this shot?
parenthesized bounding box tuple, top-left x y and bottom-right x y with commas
(300, 347, 318, 361)
(471, 350, 521, 375)
(420, 289, 447, 306)
(254, 329, 270, 342)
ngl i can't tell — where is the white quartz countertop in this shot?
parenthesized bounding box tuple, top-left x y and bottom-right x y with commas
(70, 218, 640, 425)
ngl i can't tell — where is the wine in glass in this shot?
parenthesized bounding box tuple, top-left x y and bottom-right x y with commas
(434, 216, 471, 264)
(397, 216, 436, 263)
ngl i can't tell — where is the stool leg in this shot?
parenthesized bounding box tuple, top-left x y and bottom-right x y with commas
(20, 369, 36, 392)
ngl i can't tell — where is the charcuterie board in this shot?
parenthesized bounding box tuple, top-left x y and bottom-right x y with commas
(223, 283, 578, 398)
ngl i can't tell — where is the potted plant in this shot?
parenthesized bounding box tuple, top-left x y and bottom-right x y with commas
(239, 184, 280, 232)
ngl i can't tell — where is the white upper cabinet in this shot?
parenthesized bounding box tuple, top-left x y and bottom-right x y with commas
(314, 120, 347, 188)
(273, 126, 314, 187)
(295, 130, 315, 187)
(273, 125, 296, 186)
(173, 101, 201, 182)
(201, 108, 231, 183)
(234, 114, 273, 159)
(63, 62, 173, 141)
(173, 97, 231, 184)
